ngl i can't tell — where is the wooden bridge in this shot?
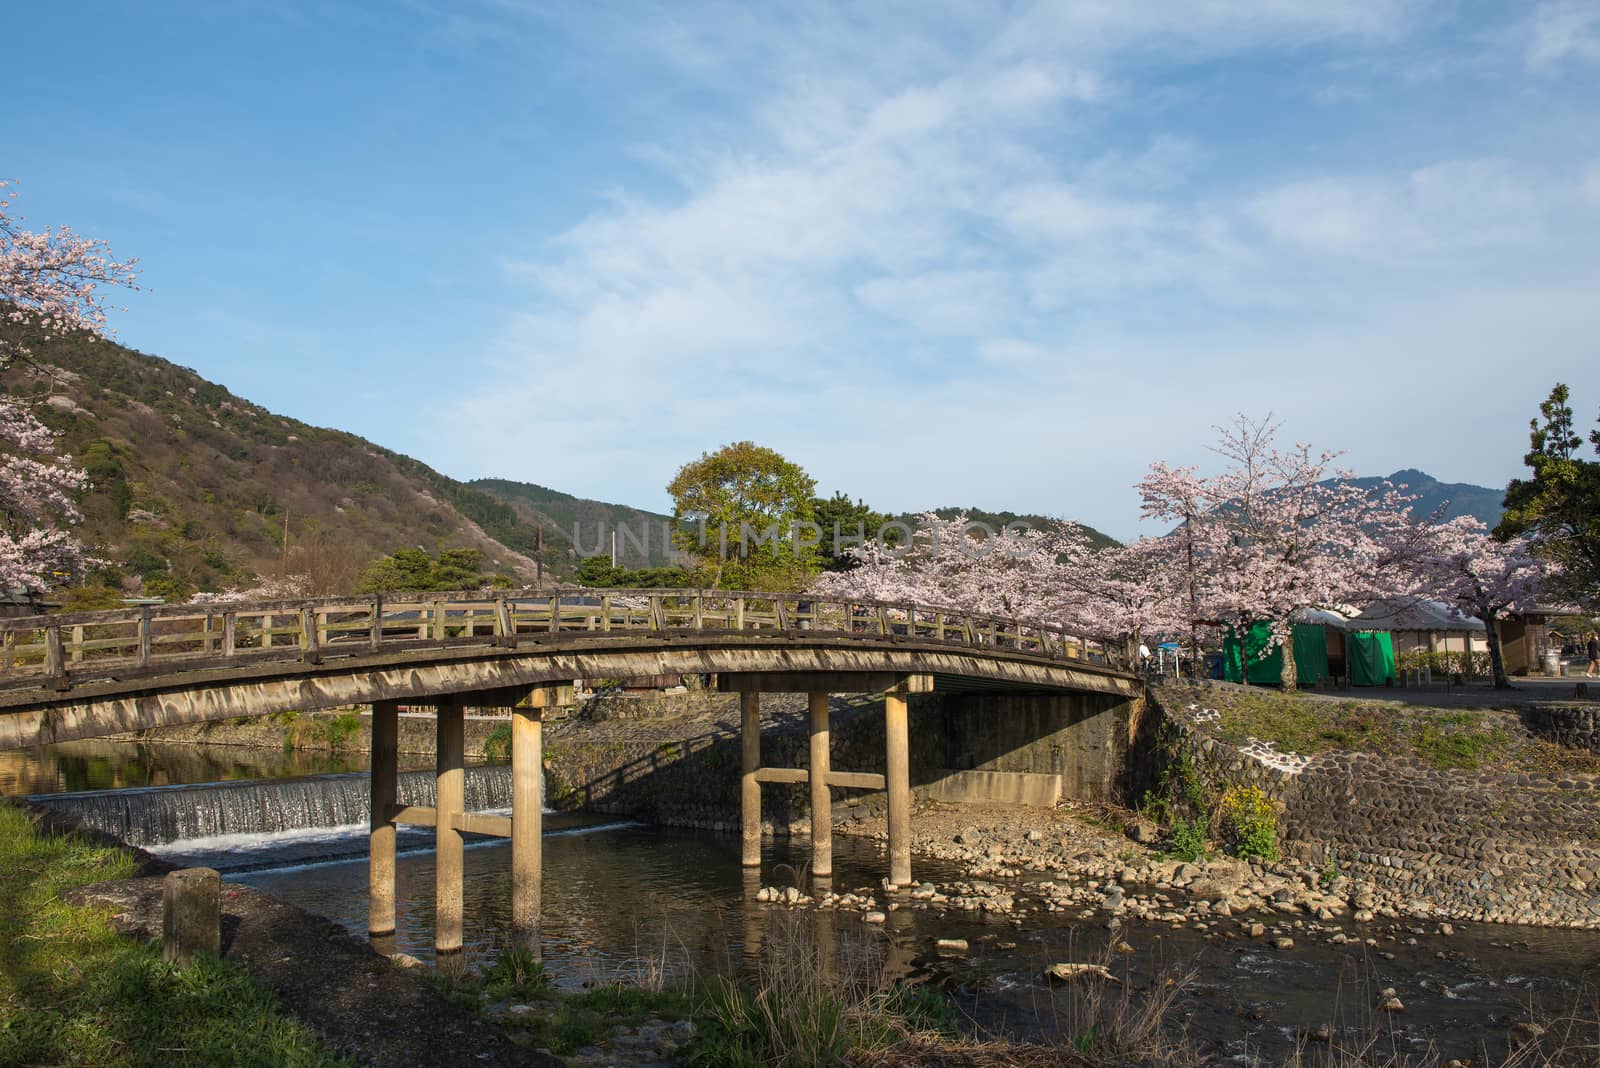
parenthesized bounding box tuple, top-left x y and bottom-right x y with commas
(0, 588, 1139, 962)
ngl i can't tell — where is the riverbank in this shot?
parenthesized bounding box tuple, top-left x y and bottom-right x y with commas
(0, 800, 354, 1067)
(1157, 679, 1600, 928)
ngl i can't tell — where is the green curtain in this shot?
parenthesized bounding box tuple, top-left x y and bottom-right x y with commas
(1224, 622, 1330, 685)
(1347, 630, 1396, 686)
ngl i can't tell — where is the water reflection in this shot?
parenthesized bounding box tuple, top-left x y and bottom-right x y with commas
(234, 824, 1600, 1061)
(0, 740, 433, 797)
(238, 825, 953, 990)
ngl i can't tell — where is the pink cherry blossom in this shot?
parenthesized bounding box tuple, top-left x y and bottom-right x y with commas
(1, 181, 138, 594)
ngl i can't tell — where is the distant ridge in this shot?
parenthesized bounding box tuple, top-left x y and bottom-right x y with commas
(903, 507, 1120, 549)
(469, 479, 678, 568)
(1349, 469, 1504, 529)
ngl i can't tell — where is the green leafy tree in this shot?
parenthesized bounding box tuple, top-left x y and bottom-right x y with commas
(575, 555, 692, 588)
(810, 492, 889, 572)
(576, 555, 623, 587)
(355, 547, 508, 593)
(667, 441, 819, 590)
(1497, 384, 1600, 607)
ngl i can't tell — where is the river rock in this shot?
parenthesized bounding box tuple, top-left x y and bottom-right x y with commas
(1272, 936, 1294, 950)
(861, 911, 887, 924)
(1126, 818, 1159, 844)
(935, 938, 968, 954)
(1044, 962, 1121, 984)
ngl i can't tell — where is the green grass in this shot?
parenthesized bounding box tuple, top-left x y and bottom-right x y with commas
(436, 959, 694, 1056)
(0, 803, 351, 1067)
(1192, 687, 1519, 771)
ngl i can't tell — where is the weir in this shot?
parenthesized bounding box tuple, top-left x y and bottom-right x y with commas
(28, 764, 517, 847)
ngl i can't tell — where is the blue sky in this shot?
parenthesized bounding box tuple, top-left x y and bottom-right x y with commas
(6, 1, 1599, 538)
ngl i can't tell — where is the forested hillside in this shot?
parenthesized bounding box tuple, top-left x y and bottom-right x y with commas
(1, 326, 566, 601)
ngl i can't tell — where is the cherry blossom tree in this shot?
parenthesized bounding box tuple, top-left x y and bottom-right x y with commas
(187, 574, 311, 605)
(1138, 415, 1419, 691)
(1411, 516, 1547, 689)
(812, 512, 1065, 618)
(811, 513, 1179, 666)
(1, 181, 139, 595)
(818, 418, 1522, 691)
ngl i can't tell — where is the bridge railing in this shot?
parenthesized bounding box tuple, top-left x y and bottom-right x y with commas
(0, 588, 1110, 691)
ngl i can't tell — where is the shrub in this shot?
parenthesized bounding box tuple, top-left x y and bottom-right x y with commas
(326, 712, 364, 749)
(1219, 785, 1279, 862)
(1166, 817, 1208, 862)
(481, 946, 548, 1000)
(483, 722, 512, 763)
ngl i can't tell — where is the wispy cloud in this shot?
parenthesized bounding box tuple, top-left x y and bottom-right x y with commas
(1525, 1, 1600, 70)
(420, 0, 1600, 536)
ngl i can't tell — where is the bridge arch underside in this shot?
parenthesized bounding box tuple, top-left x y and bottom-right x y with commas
(0, 636, 1139, 750)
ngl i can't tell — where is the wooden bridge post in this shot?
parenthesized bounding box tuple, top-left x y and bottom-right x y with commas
(369, 699, 399, 941)
(884, 675, 931, 888)
(511, 683, 571, 957)
(740, 690, 761, 867)
(808, 691, 832, 877)
(435, 696, 465, 959)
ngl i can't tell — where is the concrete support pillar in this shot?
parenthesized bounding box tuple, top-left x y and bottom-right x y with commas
(740, 690, 761, 868)
(511, 702, 544, 956)
(162, 867, 220, 967)
(368, 699, 399, 940)
(808, 691, 832, 878)
(434, 697, 465, 958)
(884, 687, 912, 888)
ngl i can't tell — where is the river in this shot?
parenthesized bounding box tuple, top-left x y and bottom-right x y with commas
(11, 741, 1600, 1063)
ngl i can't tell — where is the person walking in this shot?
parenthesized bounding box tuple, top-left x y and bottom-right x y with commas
(1587, 631, 1599, 678)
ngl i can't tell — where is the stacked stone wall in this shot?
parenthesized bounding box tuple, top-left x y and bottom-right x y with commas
(1161, 692, 1600, 927)
(1521, 703, 1600, 752)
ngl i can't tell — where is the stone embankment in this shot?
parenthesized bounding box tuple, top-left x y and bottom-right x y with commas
(113, 708, 506, 758)
(1523, 702, 1600, 752)
(1160, 683, 1600, 929)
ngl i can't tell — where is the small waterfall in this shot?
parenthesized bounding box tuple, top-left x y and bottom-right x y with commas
(29, 766, 517, 847)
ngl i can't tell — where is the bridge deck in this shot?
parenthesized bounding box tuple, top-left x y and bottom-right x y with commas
(0, 588, 1137, 749)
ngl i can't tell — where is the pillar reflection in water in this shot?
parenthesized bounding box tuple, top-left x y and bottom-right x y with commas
(810, 874, 836, 982)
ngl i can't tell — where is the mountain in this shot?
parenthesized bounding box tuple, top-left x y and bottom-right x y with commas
(1351, 469, 1504, 529)
(902, 507, 1121, 550)
(3, 326, 574, 599)
(468, 479, 678, 568)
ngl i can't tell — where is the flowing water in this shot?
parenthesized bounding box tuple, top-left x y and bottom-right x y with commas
(30, 766, 514, 847)
(11, 750, 1600, 1063)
